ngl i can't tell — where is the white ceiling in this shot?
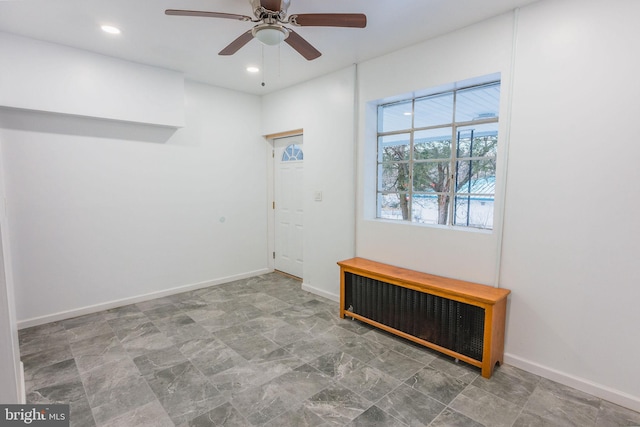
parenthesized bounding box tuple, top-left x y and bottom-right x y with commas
(0, 0, 538, 95)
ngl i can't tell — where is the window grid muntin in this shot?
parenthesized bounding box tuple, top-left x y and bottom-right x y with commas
(376, 81, 499, 228)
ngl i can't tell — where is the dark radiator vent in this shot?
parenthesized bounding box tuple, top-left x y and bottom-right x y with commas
(344, 272, 485, 361)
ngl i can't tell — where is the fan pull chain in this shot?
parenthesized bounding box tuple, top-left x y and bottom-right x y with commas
(277, 42, 281, 79)
(261, 44, 266, 87)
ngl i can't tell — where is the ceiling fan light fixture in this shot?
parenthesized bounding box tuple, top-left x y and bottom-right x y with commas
(252, 24, 288, 46)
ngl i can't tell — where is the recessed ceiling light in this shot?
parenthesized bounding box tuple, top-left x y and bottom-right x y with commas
(101, 25, 121, 35)
(246, 66, 260, 73)
(403, 112, 413, 116)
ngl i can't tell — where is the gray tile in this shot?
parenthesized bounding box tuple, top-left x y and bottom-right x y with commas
(429, 356, 479, 385)
(362, 329, 438, 365)
(334, 318, 375, 335)
(147, 361, 227, 425)
(282, 314, 334, 336)
(303, 385, 371, 425)
(261, 322, 312, 346)
(103, 304, 143, 320)
(212, 324, 256, 343)
(133, 345, 189, 376)
(405, 366, 467, 405)
(183, 306, 227, 322)
(185, 402, 249, 427)
(90, 375, 157, 425)
(449, 385, 521, 427)
(223, 334, 281, 361)
(19, 322, 66, 347)
(61, 312, 106, 330)
(267, 364, 334, 403)
(471, 363, 539, 406)
(347, 405, 406, 427)
(70, 332, 127, 373)
(251, 295, 293, 313)
(26, 379, 87, 405)
(367, 349, 426, 381)
(596, 400, 640, 427)
(106, 312, 150, 332)
(308, 351, 364, 380)
(19, 327, 70, 357)
(263, 405, 327, 427)
(197, 288, 234, 304)
(316, 324, 361, 348)
(153, 313, 196, 330)
(171, 296, 210, 311)
(136, 297, 176, 312)
(113, 321, 161, 342)
(99, 400, 173, 427)
(283, 338, 337, 363)
(338, 365, 401, 402)
(21, 342, 74, 371)
(24, 358, 80, 393)
(199, 314, 251, 333)
(80, 358, 141, 406)
(66, 321, 114, 343)
(335, 334, 389, 364)
(430, 408, 484, 427)
(515, 378, 601, 427)
(230, 380, 294, 424)
(121, 329, 175, 358)
(253, 347, 305, 373)
(377, 383, 445, 427)
(69, 398, 96, 427)
(208, 360, 291, 396)
(166, 323, 213, 345)
(142, 303, 183, 321)
(177, 338, 245, 377)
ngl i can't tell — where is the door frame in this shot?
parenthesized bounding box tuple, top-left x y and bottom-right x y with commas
(265, 129, 304, 277)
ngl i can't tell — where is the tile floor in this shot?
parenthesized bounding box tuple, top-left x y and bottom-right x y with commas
(19, 273, 640, 426)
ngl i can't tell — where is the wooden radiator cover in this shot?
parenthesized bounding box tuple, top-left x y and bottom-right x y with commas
(338, 257, 510, 379)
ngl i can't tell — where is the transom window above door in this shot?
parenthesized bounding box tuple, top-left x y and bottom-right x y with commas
(282, 144, 303, 161)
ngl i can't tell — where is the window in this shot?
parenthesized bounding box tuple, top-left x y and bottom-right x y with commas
(377, 81, 500, 230)
(282, 144, 303, 161)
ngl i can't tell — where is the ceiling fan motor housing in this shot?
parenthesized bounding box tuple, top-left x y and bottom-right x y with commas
(249, 0, 289, 20)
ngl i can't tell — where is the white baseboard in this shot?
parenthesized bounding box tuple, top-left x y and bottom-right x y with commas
(17, 268, 271, 329)
(301, 282, 339, 303)
(504, 353, 640, 413)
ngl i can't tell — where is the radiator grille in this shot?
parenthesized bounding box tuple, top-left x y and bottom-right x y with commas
(344, 272, 485, 361)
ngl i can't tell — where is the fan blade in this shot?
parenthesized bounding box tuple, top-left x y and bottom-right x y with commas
(290, 13, 367, 28)
(165, 9, 252, 21)
(260, 0, 282, 12)
(219, 30, 254, 55)
(284, 29, 321, 61)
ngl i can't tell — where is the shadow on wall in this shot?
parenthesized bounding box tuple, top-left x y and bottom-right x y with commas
(0, 106, 177, 144)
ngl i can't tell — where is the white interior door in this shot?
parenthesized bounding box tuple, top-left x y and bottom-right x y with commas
(274, 135, 304, 278)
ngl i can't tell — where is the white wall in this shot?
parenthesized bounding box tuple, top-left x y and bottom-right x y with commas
(262, 67, 356, 300)
(501, 0, 640, 410)
(354, 0, 640, 411)
(1, 37, 268, 324)
(0, 32, 184, 128)
(357, 12, 515, 285)
(0, 141, 22, 403)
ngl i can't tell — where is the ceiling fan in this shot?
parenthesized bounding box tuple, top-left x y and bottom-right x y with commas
(165, 0, 367, 61)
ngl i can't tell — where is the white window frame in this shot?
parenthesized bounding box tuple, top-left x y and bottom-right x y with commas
(376, 81, 500, 230)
